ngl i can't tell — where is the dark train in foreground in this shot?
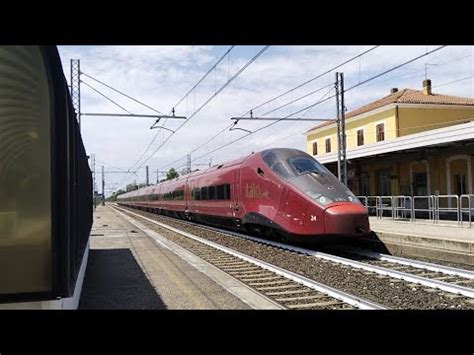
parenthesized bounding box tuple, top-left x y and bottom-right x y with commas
(118, 148, 370, 242)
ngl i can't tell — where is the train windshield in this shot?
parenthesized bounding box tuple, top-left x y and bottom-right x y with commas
(287, 156, 328, 176)
(262, 149, 360, 206)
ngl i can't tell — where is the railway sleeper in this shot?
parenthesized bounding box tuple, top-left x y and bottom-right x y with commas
(285, 300, 343, 309)
(274, 294, 328, 302)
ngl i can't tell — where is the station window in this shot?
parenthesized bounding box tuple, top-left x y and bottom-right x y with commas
(376, 123, 385, 142)
(357, 129, 364, 146)
(312, 141, 318, 155)
(325, 138, 331, 153)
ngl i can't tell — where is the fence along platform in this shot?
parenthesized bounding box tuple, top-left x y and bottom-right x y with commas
(356, 194, 473, 228)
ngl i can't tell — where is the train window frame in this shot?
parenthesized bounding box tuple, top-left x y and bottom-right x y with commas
(201, 186, 209, 200)
(208, 185, 216, 200)
(287, 156, 327, 176)
(216, 185, 225, 199)
(194, 188, 201, 200)
(224, 184, 231, 200)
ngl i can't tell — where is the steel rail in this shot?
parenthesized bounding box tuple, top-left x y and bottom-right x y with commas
(112, 205, 386, 310)
(344, 247, 474, 280)
(119, 206, 474, 298)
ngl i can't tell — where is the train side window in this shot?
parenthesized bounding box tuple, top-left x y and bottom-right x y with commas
(216, 185, 225, 200)
(201, 186, 209, 200)
(272, 162, 291, 179)
(209, 186, 216, 200)
(262, 151, 278, 167)
(195, 188, 201, 200)
(225, 184, 231, 200)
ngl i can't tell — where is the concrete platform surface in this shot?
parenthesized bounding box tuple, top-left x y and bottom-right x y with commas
(365, 217, 473, 265)
(80, 205, 278, 309)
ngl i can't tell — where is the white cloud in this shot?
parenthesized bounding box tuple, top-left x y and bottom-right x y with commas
(58, 45, 473, 195)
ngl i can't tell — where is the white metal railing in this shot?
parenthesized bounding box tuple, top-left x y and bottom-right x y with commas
(433, 195, 460, 224)
(393, 195, 413, 220)
(355, 194, 472, 228)
(413, 195, 435, 221)
(460, 194, 473, 228)
(376, 196, 395, 219)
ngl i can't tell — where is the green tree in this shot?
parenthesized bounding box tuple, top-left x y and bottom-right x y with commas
(166, 168, 179, 180)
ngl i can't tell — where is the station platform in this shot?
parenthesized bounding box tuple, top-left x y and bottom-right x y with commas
(362, 217, 473, 266)
(80, 205, 280, 309)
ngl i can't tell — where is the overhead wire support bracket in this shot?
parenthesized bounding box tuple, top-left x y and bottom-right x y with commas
(150, 108, 187, 130)
(229, 126, 252, 133)
(150, 125, 176, 133)
(230, 117, 335, 122)
(82, 113, 179, 119)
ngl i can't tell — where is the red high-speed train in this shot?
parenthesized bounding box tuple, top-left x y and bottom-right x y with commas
(117, 148, 370, 242)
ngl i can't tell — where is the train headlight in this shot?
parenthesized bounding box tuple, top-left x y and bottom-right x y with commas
(307, 191, 333, 206)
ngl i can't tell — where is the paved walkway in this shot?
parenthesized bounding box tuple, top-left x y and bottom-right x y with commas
(80, 205, 260, 309)
(365, 217, 473, 265)
(369, 217, 473, 242)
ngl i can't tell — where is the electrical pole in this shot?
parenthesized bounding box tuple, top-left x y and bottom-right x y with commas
(335, 72, 347, 186)
(187, 154, 191, 174)
(101, 165, 105, 206)
(70, 59, 81, 132)
(146, 165, 149, 186)
(156, 169, 159, 184)
(335, 73, 342, 181)
(91, 154, 96, 208)
(339, 72, 347, 186)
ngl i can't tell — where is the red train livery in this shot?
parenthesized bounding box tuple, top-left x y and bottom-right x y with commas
(117, 148, 370, 242)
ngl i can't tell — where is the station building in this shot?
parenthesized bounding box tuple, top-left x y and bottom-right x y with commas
(305, 80, 474, 199)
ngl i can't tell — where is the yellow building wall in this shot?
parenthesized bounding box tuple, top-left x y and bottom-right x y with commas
(306, 108, 397, 156)
(350, 154, 473, 197)
(398, 107, 474, 136)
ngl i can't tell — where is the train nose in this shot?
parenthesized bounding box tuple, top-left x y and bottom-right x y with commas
(324, 203, 370, 236)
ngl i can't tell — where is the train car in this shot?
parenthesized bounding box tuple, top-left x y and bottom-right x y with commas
(117, 148, 369, 242)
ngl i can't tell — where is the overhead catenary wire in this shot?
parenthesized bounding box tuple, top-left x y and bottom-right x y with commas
(159, 84, 335, 172)
(81, 80, 133, 114)
(80, 71, 165, 115)
(157, 85, 334, 171)
(157, 47, 381, 173)
(119, 45, 451, 190)
(345, 46, 447, 92)
(172, 46, 236, 111)
(172, 88, 336, 171)
(246, 46, 380, 116)
(134, 46, 270, 172)
(433, 75, 474, 89)
(169, 46, 450, 170)
(126, 46, 237, 173)
(357, 52, 473, 90)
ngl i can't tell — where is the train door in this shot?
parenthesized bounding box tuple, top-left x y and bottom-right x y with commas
(184, 175, 190, 216)
(232, 169, 241, 218)
(279, 187, 308, 227)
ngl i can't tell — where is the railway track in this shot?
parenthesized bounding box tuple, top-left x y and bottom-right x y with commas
(114, 204, 474, 309)
(112, 205, 384, 310)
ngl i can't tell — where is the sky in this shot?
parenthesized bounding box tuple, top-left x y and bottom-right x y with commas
(57, 45, 474, 196)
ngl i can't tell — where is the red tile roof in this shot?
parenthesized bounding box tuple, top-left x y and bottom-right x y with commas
(306, 89, 474, 133)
